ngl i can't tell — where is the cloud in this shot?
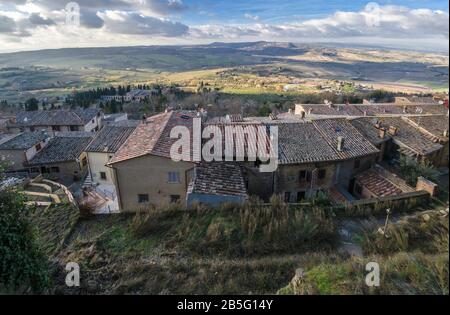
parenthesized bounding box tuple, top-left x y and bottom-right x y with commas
(99, 10, 188, 36)
(0, 3, 448, 52)
(244, 13, 260, 21)
(0, 15, 17, 33)
(192, 5, 449, 43)
(28, 12, 55, 25)
(12, 0, 187, 15)
(80, 10, 105, 28)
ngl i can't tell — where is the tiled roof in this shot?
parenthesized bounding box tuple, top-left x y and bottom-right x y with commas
(298, 104, 363, 116)
(356, 169, 403, 197)
(110, 111, 198, 164)
(350, 117, 391, 145)
(404, 115, 449, 141)
(296, 103, 447, 117)
(206, 123, 272, 159)
(376, 117, 443, 156)
(86, 126, 136, 153)
(313, 119, 380, 160)
(188, 162, 247, 197)
(0, 131, 50, 150)
(399, 96, 439, 104)
(10, 109, 100, 127)
(278, 123, 338, 164)
(28, 136, 92, 165)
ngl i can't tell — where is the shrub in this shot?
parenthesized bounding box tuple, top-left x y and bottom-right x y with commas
(399, 156, 439, 186)
(0, 189, 50, 293)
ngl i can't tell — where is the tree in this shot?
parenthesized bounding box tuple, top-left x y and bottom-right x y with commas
(0, 169, 50, 293)
(25, 98, 39, 111)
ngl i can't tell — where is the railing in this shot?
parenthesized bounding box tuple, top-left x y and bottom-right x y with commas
(95, 186, 116, 201)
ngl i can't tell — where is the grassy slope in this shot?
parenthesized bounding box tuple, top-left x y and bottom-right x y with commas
(278, 208, 449, 295)
(44, 196, 449, 295)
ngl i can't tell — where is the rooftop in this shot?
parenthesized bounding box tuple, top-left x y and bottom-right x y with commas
(278, 123, 339, 164)
(0, 131, 50, 150)
(10, 109, 101, 127)
(355, 165, 412, 198)
(312, 119, 380, 160)
(376, 117, 443, 156)
(86, 126, 136, 153)
(295, 103, 447, 117)
(188, 162, 247, 198)
(350, 117, 392, 146)
(403, 115, 449, 142)
(28, 136, 92, 165)
(110, 110, 197, 164)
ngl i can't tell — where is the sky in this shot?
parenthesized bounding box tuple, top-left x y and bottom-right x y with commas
(0, 0, 448, 53)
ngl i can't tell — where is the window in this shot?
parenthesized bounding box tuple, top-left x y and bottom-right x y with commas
(170, 195, 181, 203)
(70, 125, 79, 131)
(50, 167, 60, 173)
(318, 169, 327, 180)
(299, 170, 306, 180)
(297, 191, 306, 202)
(306, 171, 312, 182)
(52, 125, 60, 131)
(284, 192, 291, 203)
(168, 171, 181, 183)
(138, 194, 149, 204)
(100, 172, 107, 180)
(35, 143, 42, 151)
(354, 159, 361, 170)
(286, 171, 296, 182)
(30, 126, 35, 132)
(355, 183, 363, 196)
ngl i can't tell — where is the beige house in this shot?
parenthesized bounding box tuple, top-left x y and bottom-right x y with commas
(85, 125, 136, 186)
(109, 111, 197, 211)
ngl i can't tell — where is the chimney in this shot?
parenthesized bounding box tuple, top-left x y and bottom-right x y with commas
(379, 128, 387, 139)
(388, 126, 398, 136)
(308, 108, 313, 115)
(443, 129, 448, 138)
(9, 117, 17, 124)
(300, 111, 306, 119)
(288, 108, 293, 115)
(337, 136, 345, 152)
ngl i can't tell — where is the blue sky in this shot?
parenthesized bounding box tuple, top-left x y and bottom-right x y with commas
(0, 0, 448, 52)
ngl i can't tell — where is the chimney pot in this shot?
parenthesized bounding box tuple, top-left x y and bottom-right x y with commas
(337, 136, 345, 152)
(379, 128, 387, 139)
(388, 126, 398, 136)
